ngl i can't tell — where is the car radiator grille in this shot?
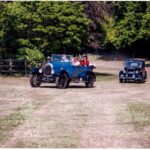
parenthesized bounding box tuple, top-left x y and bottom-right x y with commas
(44, 65, 52, 75)
(126, 69, 135, 77)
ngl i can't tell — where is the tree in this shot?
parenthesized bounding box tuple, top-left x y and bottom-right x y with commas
(104, 1, 150, 56)
(85, 2, 111, 52)
(0, 2, 91, 58)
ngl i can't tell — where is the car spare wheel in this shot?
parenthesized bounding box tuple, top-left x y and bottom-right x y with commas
(56, 73, 68, 88)
(30, 74, 41, 87)
(85, 73, 95, 88)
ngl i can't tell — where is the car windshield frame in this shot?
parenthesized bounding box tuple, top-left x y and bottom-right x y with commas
(124, 61, 143, 68)
(51, 54, 73, 62)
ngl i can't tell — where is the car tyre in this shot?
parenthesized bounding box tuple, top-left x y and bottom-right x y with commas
(85, 73, 95, 88)
(30, 74, 41, 87)
(119, 78, 123, 83)
(144, 71, 147, 81)
(141, 75, 146, 83)
(56, 73, 68, 89)
(66, 79, 71, 88)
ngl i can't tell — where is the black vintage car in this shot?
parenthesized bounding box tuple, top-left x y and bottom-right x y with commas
(119, 59, 147, 83)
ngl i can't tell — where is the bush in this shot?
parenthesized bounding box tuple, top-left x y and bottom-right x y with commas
(17, 47, 44, 66)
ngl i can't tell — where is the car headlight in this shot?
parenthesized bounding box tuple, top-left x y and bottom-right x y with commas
(49, 64, 55, 74)
(51, 70, 55, 74)
(39, 68, 43, 73)
(135, 70, 139, 74)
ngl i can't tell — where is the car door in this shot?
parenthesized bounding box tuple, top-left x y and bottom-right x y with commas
(69, 65, 80, 77)
(77, 66, 87, 77)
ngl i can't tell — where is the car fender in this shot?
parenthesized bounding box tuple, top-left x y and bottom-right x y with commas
(31, 67, 41, 75)
(84, 71, 96, 81)
(119, 70, 124, 76)
(54, 69, 70, 78)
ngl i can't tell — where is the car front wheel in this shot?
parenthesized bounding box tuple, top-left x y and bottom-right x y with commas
(56, 73, 68, 89)
(85, 73, 95, 88)
(119, 78, 123, 83)
(30, 74, 41, 87)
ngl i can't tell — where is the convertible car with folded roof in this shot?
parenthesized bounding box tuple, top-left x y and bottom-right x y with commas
(30, 54, 96, 88)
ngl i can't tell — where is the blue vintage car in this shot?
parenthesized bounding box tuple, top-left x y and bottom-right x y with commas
(30, 54, 96, 88)
(119, 59, 147, 83)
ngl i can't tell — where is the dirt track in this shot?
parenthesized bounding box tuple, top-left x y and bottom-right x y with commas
(0, 59, 150, 148)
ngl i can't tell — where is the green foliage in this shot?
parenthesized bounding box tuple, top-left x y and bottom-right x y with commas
(0, 1, 149, 57)
(17, 47, 44, 66)
(128, 103, 150, 131)
(0, 2, 91, 57)
(103, 2, 150, 50)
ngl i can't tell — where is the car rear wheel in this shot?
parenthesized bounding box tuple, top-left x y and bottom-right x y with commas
(140, 78, 144, 83)
(140, 75, 146, 83)
(85, 73, 95, 88)
(30, 74, 41, 87)
(56, 73, 68, 89)
(144, 71, 147, 81)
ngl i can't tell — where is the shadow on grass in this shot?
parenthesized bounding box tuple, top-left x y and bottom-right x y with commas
(95, 72, 117, 82)
(40, 85, 96, 89)
(96, 53, 128, 62)
(122, 80, 146, 84)
(145, 63, 150, 67)
(39, 72, 116, 89)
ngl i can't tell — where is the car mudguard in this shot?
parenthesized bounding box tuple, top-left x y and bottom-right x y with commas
(82, 71, 96, 81)
(31, 67, 40, 75)
(119, 71, 124, 77)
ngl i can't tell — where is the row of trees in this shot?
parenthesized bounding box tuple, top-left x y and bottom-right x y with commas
(0, 1, 149, 63)
(104, 2, 150, 56)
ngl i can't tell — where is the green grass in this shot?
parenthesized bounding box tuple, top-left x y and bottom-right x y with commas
(95, 72, 117, 82)
(128, 103, 150, 131)
(14, 102, 89, 148)
(0, 102, 37, 143)
(0, 108, 25, 142)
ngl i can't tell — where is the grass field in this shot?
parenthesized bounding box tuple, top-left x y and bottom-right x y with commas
(0, 59, 150, 148)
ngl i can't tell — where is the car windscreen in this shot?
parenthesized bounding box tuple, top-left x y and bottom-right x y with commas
(125, 61, 142, 68)
(52, 54, 73, 62)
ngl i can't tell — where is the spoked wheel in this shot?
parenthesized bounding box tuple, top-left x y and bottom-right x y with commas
(85, 73, 95, 88)
(56, 73, 69, 89)
(30, 74, 41, 87)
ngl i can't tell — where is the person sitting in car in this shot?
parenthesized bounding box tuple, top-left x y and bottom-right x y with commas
(79, 56, 85, 66)
(72, 56, 80, 66)
(83, 55, 89, 66)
